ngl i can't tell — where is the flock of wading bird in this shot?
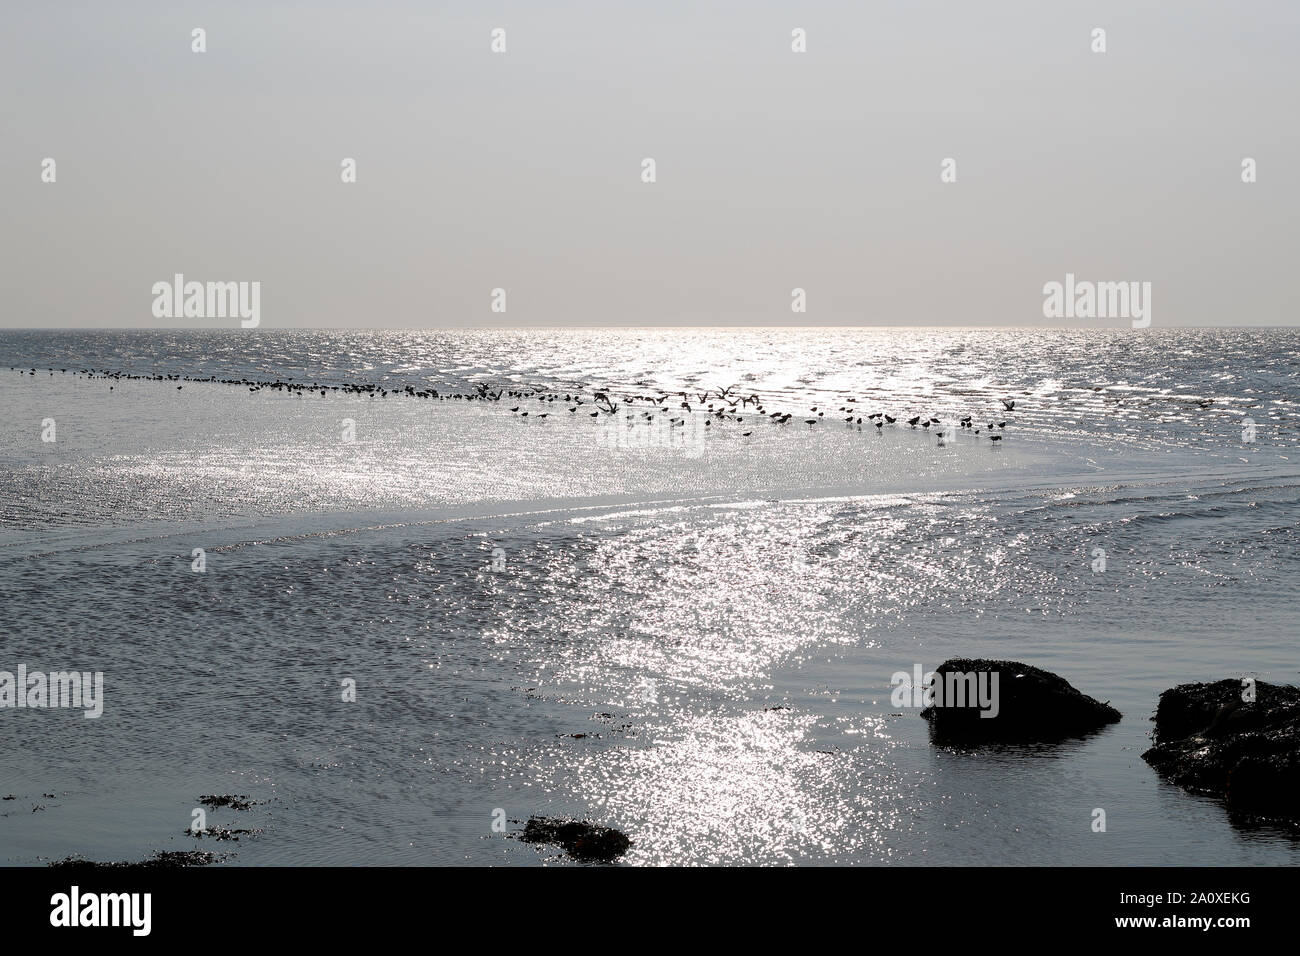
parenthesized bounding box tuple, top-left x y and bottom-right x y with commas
(13, 367, 1016, 444)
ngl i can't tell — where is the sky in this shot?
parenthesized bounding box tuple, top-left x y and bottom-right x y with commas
(1, 0, 1297, 328)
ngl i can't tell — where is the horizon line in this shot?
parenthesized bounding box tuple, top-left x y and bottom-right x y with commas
(1, 325, 1294, 333)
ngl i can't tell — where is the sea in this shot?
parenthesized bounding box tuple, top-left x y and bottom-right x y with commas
(1, 326, 1298, 866)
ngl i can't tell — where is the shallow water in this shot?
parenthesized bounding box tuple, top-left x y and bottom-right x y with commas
(1, 328, 1298, 865)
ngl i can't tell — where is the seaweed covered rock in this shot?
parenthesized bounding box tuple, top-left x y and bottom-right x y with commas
(919, 658, 1121, 744)
(519, 816, 631, 862)
(1142, 678, 1300, 818)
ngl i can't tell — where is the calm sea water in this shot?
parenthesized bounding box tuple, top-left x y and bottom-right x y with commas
(1, 327, 1298, 865)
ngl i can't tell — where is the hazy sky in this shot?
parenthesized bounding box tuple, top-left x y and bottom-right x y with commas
(2, 1, 1297, 328)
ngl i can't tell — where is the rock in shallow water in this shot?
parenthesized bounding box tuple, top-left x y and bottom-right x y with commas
(519, 817, 632, 862)
(1142, 678, 1300, 819)
(920, 658, 1121, 744)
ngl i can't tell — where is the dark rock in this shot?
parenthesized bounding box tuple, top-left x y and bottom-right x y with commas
(197, 794, 262, 811)
(1142, 679, 1300, 818)
(48, 850, 226, 869)
(920, 658, 1120, 744)
(187, 826, 262, 841)
(519, 816, 632, 862)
